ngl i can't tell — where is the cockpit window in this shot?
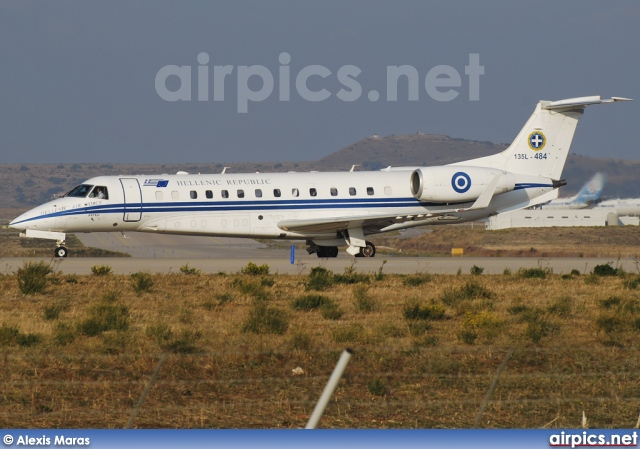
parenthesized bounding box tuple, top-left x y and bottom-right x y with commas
(65, 184, 93, 198)
(89, 186, 109, 199)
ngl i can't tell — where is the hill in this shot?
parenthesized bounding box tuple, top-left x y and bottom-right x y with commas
(2, 134, 639, 209)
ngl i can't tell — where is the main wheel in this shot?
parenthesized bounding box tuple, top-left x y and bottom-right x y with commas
(317, 246, 339, 258)
(326, 246, 339, 258)
(55, 246, 68, 258)
(359, 241, 376, 258)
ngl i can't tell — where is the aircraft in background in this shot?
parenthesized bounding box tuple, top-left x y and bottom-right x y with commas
(593, 198, 640, 216)
(538, 172, 606, 209)
(10, 95, 630, 258)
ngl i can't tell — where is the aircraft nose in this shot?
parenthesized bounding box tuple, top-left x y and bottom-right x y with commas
(9, 212, 30, 230)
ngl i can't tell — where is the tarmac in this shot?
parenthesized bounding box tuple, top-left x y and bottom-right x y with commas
(2, 231, 635, 275)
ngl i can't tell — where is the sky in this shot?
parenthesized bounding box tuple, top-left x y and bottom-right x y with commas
(0, 1, 638, 164)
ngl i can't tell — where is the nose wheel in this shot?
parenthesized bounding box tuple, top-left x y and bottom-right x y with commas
(55, 246, 68, 258)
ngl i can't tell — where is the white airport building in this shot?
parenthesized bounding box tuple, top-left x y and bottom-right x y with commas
(487, 209, 640, 230)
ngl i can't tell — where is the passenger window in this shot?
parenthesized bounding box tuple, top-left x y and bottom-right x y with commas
(367, 187, 374, 195)
(206, 190, 213, 199)
(190, 190, 197, 199)
(292, 188, 299, 197)
(349, 187, 356, 196)
(310, 188, 317, 197)
(221, 190, 229, 199)
(171, 191, 179, 199)
(237, 189, 245, 198)
(255, 189, 262, 198)
(274, 189, 281, 197)
(384, 186, 392, 195)
(330, 188, 338, 196)
(155, 191, 163, 200)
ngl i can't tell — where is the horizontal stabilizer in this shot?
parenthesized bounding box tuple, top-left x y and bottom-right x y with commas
(544, 96, 632, 110)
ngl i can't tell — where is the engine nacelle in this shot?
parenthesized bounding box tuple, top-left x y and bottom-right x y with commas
(410, 166, 516, 202)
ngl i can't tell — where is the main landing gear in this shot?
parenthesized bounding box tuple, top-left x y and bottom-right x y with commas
(316, 246, 339, 258)
(355, 241, 376, 258)
(308, 241, 376, 258)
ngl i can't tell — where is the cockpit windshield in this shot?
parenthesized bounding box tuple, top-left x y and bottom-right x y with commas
(64, 184, 94, 198)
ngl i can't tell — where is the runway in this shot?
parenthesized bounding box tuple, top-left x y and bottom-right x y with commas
(3, 255, 635, 276)
(0, 231, 629, 275)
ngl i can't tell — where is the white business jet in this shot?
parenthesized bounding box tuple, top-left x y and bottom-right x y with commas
(10, 96, 630, 258)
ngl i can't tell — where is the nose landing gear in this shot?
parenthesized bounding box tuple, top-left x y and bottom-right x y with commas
(55, 246, 68, 258)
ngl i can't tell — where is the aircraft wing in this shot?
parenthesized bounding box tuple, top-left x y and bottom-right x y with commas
(277, 174, 502, 233)
(278, 212, 422, 233)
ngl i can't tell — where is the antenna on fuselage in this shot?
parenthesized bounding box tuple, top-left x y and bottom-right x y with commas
(350, 165, 359, 172)
(221, 167, 230, 174)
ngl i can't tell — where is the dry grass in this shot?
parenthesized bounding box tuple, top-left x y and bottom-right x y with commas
(372, 225, 640, 258)
(1, 265, 639, 429)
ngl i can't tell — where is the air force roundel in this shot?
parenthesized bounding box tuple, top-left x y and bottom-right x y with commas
(451, 172, 471, 193)
(528, 131, 546, 151)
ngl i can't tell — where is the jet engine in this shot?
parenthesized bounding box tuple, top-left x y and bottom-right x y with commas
(410, 166, 516, 202)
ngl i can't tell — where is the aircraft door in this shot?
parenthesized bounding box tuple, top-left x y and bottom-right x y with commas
(120, 178, 142, 222)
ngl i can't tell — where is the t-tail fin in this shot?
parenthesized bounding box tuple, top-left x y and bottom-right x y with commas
(452, 96, 631, 179)
(572, 172, 606, 204)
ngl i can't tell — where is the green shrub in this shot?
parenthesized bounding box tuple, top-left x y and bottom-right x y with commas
(516, 267, 548, 279)
(292, 294, 332, 311)
(403, 298, 446, 320)
(90, 265, 112, 276)
(503, 268, 512, 276)
(131, 272, 154, 294)
(17, 333, 42, 347)
(547, 296, 573, 317)
(374, 260, 387, 281)
(53, 323, 76, 346)
(458, 311, 504, 344)
(584, 274, 600, 285)
(241, 262, 270, 276)
(440, 281, 494, 305)
(146, 323, 201, 353)
(458, 329, 478, 345)
(261, 277, 275, 287)
(524, 316, 560, 344)
(78, 296, 129, 337)
(507, 304, 531, 315)
(332, 323, 364, 343)
(320, 302, 344, 320)
(179, 264, 201, 275)
(289, 331, 312, 350)
(352, 285, 376, 312)
(595, 314, 624, 335)
(403, 274, 431, 287)
(592, 263, 619, 277)
(599, 296, 622, 310)
(0, 323, 42, 347)
(16, 261, 53, 295)
(0, 323, 20, 346)
(407, 321, 430, 337)
(306, 267, 333, 291)
(43, 300, 70, 321)
(570, 269, 581, 276)
(623, 276, 640, 290)
(333, 264, 370, 285)
(470, 265, 484, 275)
(367, 378, 387, 396)
(242, 302, 289, 334)
(233, 279, 270, 300)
